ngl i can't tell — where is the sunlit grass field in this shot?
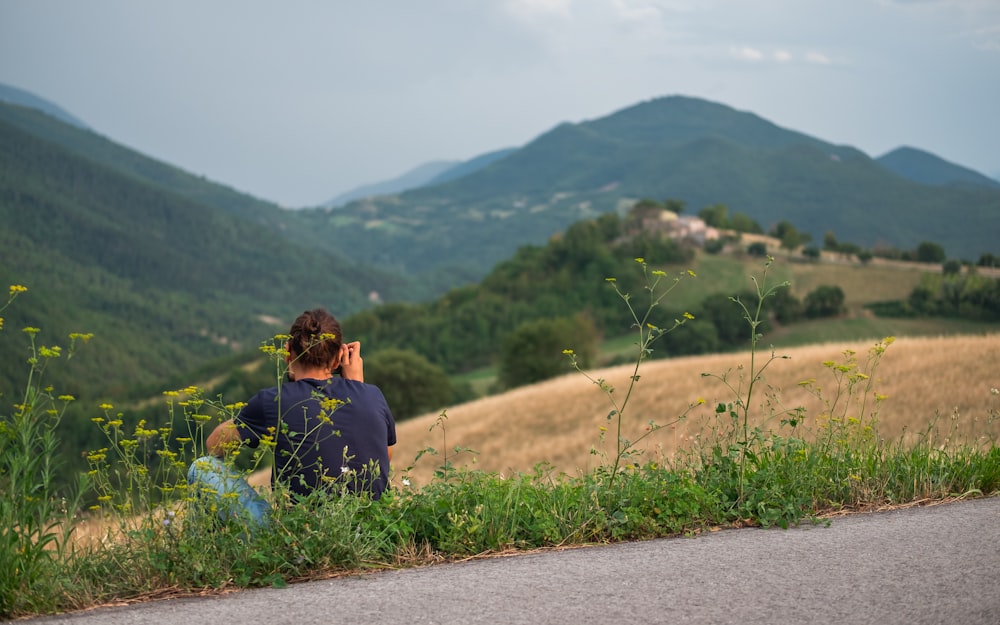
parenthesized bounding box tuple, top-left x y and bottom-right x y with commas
(395, 333, 1000, 486)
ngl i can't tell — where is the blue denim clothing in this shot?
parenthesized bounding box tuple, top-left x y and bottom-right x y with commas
(186, 456, 270, 527)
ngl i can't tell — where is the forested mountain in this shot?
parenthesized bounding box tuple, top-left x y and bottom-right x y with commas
(323, 160, 459, 208)
(323, 148, 520, 209)
(423, 148, 518, 187)
(876, 146, 1000, 190)
(0, 103, 405, 399)
(303, 96, 1000, 281)
(0, 99, 288, 223)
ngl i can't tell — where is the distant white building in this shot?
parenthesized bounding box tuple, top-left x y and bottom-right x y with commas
(632, 209, 719, 245)
(669, 215, 720, 245)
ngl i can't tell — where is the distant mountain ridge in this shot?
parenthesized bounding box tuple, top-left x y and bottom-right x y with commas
(424, 148, 518, 187)
(300, 95, 998, 281)
(4, 85, 998, 292)
(323, 160, 459, 208)
(337, 98, 996, 204)
(0, 83, 89, 130)
(322, 147, 519, 208)
(876, 146, 1000, 190)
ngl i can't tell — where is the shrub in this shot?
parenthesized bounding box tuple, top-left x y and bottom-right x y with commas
(803, 285, 845, 318)
(499, 314, 597, 389)
(365, 348, 452, 421)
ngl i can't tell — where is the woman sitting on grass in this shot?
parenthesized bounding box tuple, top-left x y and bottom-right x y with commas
(188, 307, 397, 526)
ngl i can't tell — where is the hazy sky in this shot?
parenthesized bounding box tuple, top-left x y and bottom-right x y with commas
(2, 0, 998, 207)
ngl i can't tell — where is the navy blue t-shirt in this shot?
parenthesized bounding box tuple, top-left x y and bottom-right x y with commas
(235, 377, 396, 499)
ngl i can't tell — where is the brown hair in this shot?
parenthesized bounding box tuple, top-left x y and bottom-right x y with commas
(287, 308, 343, 369)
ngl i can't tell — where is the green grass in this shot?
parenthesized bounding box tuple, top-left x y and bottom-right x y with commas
(451, 366, 499, 398)
(768, 314, 999, 348)
(683, 253, 793, 308)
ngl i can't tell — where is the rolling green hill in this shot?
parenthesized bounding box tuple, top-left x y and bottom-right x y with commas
(0, 104, 404, 399)
(304, 96, 1000, 281)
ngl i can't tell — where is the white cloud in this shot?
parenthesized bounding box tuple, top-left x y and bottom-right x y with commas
(731, 46, 833, 65)
(503, 0, 573, 20)
(733, 46, 765, 61)
(968, 22, 1000, 52)
(805, 51, 833, 64)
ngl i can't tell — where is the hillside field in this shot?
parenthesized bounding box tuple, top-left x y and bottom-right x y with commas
(393, 333, 1000, 486)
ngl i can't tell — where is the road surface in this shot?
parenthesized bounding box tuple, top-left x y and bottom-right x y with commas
(17, 497, 1000, 625)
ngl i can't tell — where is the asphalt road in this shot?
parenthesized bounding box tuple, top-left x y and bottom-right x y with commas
(17, 497, 1000, 625)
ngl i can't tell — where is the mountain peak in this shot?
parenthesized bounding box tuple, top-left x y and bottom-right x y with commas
(0, 83, 89, 130)
(876, 146, 1000, 190)
(581, 94, 828, 152)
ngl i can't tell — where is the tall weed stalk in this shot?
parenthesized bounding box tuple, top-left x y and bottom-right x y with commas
(699, 256, 791, 504)
(565, 258, 697, 488)
(0, 285, 90, 617)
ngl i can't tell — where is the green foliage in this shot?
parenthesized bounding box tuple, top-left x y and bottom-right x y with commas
(499, 315, 597, 390)
(364, 349, 453, 421)
(872, 273, 1000, 322)
(916, 241, 947, 263)
(698, 258, 791, 504)
(771, 287, 803, 324)
(804, 285, 846, 318)
(978, 253, 999, 268)
(698, 292, 762, 348)
(565, 259, 698, 487)
(769, 220, 811, 250)
(698, 203, 763, 234)
(396, 463, 716, 553)
(347, 211, 693, 378)
(942, 259, 962, 276)
(0, 287, 87, 617)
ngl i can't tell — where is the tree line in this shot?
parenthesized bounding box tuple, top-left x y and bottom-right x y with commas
(347, 201, 852, 420)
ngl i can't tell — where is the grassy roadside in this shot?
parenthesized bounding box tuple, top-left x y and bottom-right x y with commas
(2, 261, 999, 619)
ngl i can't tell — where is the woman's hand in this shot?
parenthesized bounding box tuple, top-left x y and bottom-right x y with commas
(339, 341, 364, 382)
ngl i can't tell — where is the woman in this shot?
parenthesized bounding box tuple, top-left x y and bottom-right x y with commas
(189, 308, 396, 525)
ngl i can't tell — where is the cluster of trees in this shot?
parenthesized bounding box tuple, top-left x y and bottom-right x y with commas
(823, 232, 997, 270)
(868, 273, 1000, 322)
(345, 204, 850, 420)
(689, 196, 994, 272)
(344, 209, 694, 417)
(697, 203, 763, 234)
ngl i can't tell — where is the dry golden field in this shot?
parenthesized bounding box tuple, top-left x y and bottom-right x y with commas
(68, 333, 998, 547)
(392, 333, 1000, 486)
